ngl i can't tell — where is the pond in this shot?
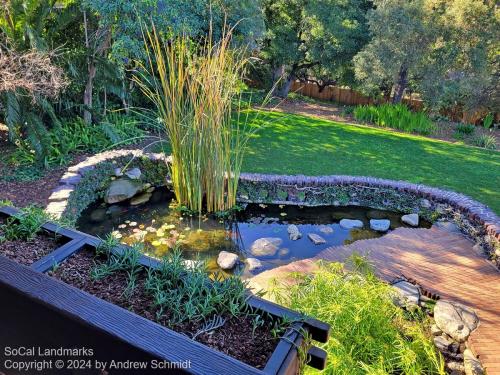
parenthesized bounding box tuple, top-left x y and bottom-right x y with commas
(77, 187, 431, 277)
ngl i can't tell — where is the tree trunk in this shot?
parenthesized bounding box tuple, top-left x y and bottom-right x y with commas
(275, 74, 295, 98)
(392, 65, 408, 104)
(83, 63, 96, 124)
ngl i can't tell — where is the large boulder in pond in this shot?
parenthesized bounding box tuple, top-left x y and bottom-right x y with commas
(250, 238, 283, 257)
(217, 251, 239, 270)
(104, 179, 143, 204)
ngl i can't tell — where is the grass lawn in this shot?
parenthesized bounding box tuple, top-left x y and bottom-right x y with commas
(242, 110, 500, 213)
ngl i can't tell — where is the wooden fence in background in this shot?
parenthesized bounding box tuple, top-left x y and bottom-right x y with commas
(290, 81, 424, 110)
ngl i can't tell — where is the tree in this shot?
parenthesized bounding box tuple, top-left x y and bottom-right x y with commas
(353, 0, 434, 103)
(261, 0, 371, 98)
(81, 0, 264, 123)
(418, 0, 499, 113)
(354, 0, 499, 112)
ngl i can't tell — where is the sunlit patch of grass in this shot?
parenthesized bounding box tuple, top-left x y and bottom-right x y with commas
(241, 110, 500, 213)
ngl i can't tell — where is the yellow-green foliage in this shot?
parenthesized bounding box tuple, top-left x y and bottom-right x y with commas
(272, 259, 445, 374)
(135, 24, 259, 214)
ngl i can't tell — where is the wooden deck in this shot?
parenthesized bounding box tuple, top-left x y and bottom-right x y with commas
(250, 226, 500, 373)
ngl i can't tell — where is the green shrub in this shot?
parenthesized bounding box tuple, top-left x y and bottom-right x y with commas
(455, 123, 476, 135)
(7, 114, 146, 168)
(353, 104, 436, 135)
(473, 134, 497, 150)
(0, 205, 51, 241)
(271, 260, 445, 375)
(483, 113, 494, 129)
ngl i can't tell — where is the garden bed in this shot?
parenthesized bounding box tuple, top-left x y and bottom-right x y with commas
(0, 205, 329, 374)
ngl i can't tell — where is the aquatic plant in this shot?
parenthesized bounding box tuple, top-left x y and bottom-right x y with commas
(135, 23, 262, 214)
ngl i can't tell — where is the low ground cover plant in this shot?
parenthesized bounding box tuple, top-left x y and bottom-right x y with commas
(0, 205, 66, 265)
(270, 258, 445, 374)
(50, 237, 290, 368)
(473, 134, 497, 150)
(353, 104, 436, 135)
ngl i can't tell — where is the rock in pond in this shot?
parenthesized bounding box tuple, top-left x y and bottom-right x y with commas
(391, 280, 420, 310)
(287, 224, 302, 241)
(104, 179, 143, 204)
(250, 238, 283, 257)
(339, 219, 364, 229)
(90, 208, 107, 223)
(217, 251, 239, 270)
(401, 213, 419, 227)
(370, 219, 391, 232)
(318, 225, 334, 234)
(434, 300, 479, 343)
(125, 167, 142, 180)
(130, 192, 152, 206)
(308, 233, 326, 245)
(246, 257, 263, 271)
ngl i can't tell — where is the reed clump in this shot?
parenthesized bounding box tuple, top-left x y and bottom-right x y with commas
(135, 24, 257, 214)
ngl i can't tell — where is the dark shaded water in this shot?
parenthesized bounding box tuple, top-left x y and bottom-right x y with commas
(77, 187, 430, 277)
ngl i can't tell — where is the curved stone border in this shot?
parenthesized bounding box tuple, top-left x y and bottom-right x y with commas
(45, 150, 499, 264)
(46, 150, 170, 224)
(238, 173, 499, 264)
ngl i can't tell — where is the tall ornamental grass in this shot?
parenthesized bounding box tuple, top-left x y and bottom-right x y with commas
(135, 25, 256, 213)
(270, 259, 445, 375)
(354, 103, 436, 135)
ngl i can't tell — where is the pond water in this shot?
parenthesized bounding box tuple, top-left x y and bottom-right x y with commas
(77, 187, 431, 277)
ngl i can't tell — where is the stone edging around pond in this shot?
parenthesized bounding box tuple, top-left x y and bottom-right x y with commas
(46, 149, 170, 225)
(45, 149, 499, 265)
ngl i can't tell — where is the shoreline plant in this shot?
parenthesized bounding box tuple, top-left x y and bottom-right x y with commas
(135, 23, 260, 214)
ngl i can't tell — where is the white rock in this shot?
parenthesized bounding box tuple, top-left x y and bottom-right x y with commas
(391, 281, 420, 310)
(446, 361, 465, 374)
(434, 301, 479, 343)
(125, 167, 142, 180)
(401, 213, 419, 227)
(217, 251, 239, 270)
(431, 324, 443, 336)
(308, 233, 326, 245)
(464, 349, 484, 375)
(287, 224, 302, 240)
(370, 219, 391, 232)
(246, 257, 263, 271)
(250, 237, 283, 257)
(339, 219, 364, 229)
(318, 225, 334, 234)
(278, 248, 290, 257)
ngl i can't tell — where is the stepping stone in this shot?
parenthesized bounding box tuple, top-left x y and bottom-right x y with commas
(287, 224, 302, 240)
(401, 213, 419, 227)
(308, 233, 326, 245)
(246, 258, 263, 271)
(370, 219, 390, 232)
(339, 219, 364, 229)
(250, 238, 283, 257)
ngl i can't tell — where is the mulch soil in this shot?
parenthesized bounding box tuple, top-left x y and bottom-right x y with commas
(0, 224, 66, 266)
(49, 248, 279, 369)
